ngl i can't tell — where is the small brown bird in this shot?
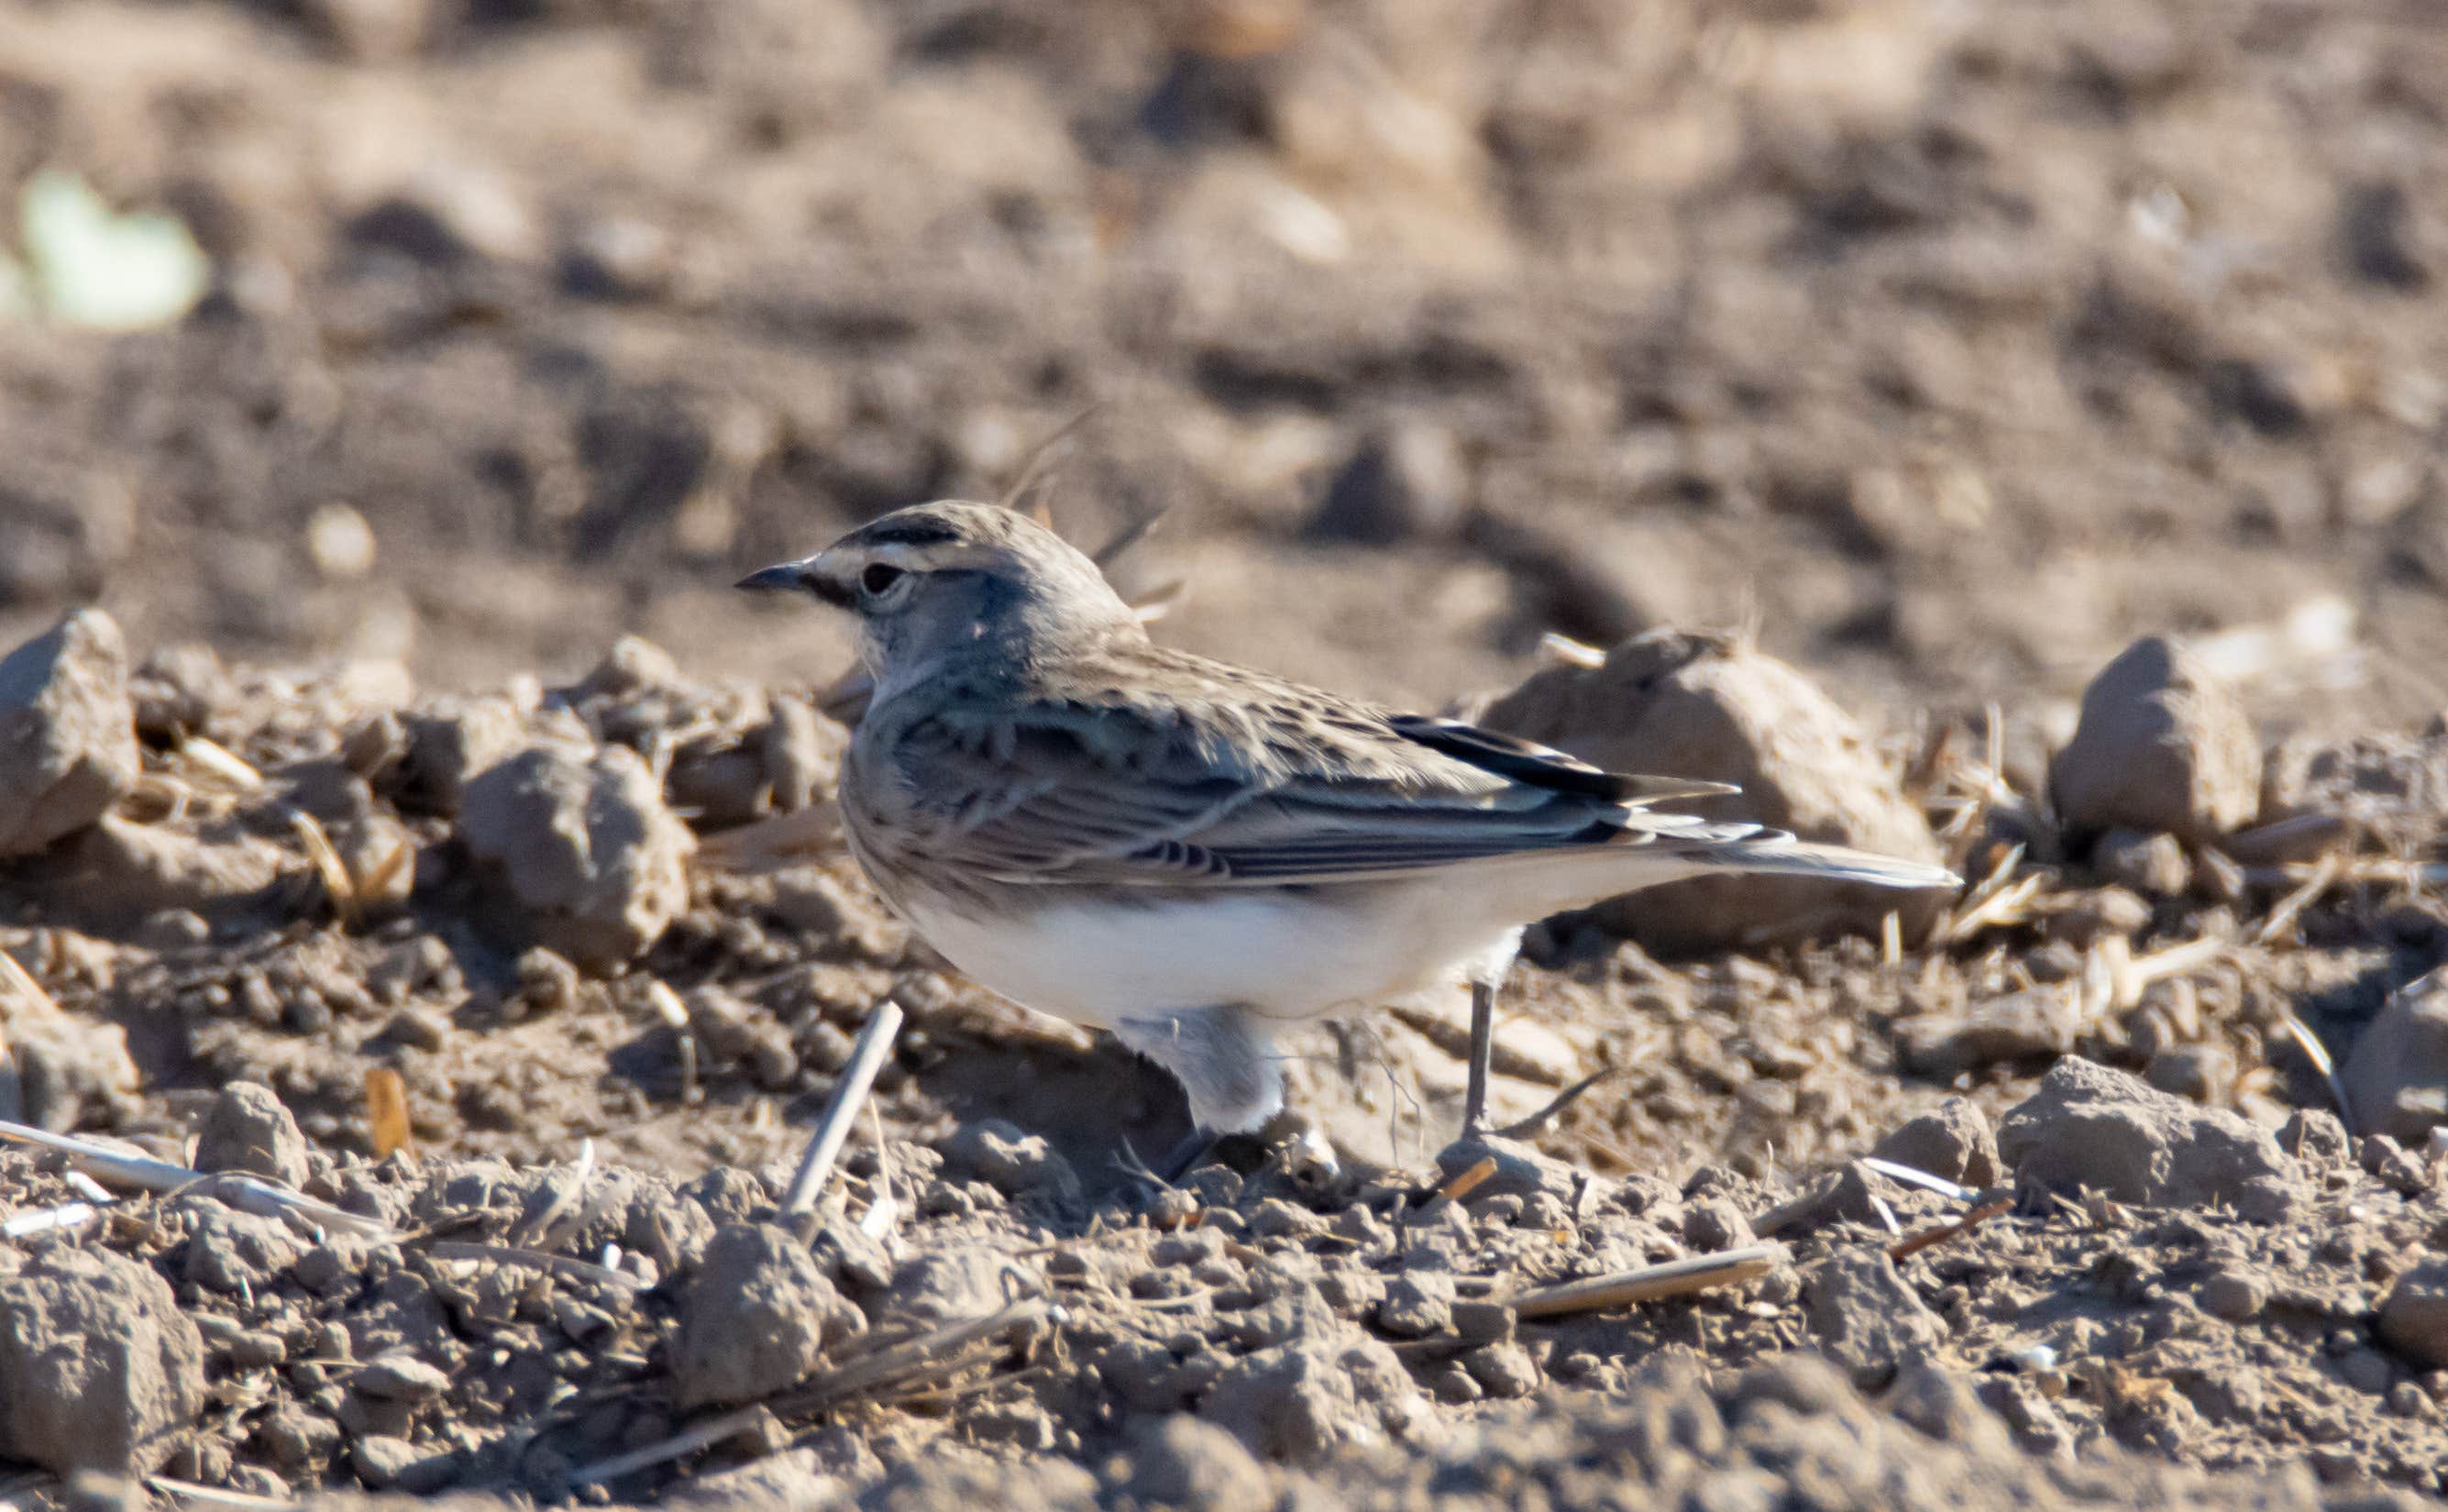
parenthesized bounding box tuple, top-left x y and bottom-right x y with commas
(744, 502, 1956, 1173)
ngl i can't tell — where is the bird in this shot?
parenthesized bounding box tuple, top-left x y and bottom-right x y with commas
(740, 501, 1957, 1176)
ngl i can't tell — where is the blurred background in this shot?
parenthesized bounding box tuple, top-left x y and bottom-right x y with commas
(1, 0, 2443, 733)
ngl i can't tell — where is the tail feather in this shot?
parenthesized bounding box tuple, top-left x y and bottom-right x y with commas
(1673, 830, 1959, 891)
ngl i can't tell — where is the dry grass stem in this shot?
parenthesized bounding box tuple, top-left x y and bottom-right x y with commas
(1, 1200, 105, 1239)
(563, 1404, 768, 1488)
(1434, 1156, 1498, 1206)
(0, 1118, 394, 1238)
(2253, 853, 2343, 946)
(178, 736, 264, 791)
(0, 951, 64, 1020)
(2276, 1012, 2354, 1134)
(1509, 1244, 1787, 1318)
(1889, 1197, 2013, 1262)
(286, 809, 359, 929)
(149, 1475, 297, 1509)
(423, 1240, 644, 1293)
(696, 800, 845, 872)
(1858, 1156, 1975, 1204)
(364, 1067, 413, 1160)
(783, 999, 904, 1233)
(1538, 633, 1606, 670)
(779, 1297, 1052, 1415)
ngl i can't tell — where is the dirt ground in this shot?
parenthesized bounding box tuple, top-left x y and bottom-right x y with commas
(2, 0, 2447, 1506)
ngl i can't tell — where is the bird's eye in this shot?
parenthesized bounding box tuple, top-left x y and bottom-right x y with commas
(860, 563, 907, 596)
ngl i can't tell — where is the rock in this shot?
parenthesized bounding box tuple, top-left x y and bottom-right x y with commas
(1374, 1270, 1456, 1339)
(0, 610, 139, 856)
(1307, 423, 1470, 545)
(252, 1405, 342, 1473)
(2378, 1259, 2448, 1370)
(395, 696, 527, 815)
(353, 1352, 448, 1403)
(1201, 1334, 1423, 1463)
(938, 1119, 1082, 1208)
(674, 1224, 865, 1409)
(2277, 1107, 2354, 1170)
(1, 993, 139, 1132)
(1895, 990, 2082, 1078)
(2144, 1043, 2233, 1104)
(193, 1082, 312, 1187)
(2198, 1267, 2267, 1322)
(127, 644, 233, 744)
(2051, 636, 2260, 844)
(2091, 828, 2192, 897)
(1994, 1058, 2304, 1221)
(346, 165, 536, 267)
(878, 1246, 1041, 1328)
(1885, 1363, 2016, 1461)
(760, 696, 844, 813)
(347, 1432, 450, 1493)
(2342, 968, 2448, 1146)
(1434, 1134, 1582, 1206)
(2343, 181, 2431, 291)
(562, 216, 677, 303)
(0, 1245, 205, 1473)
(61, 817, 287, 923)
(1802, 1248, 1946, 1389)
(1119, 1415, 1272, 1512)
(182, 1206, 303, 1294)
(1480, 629, 1946, 951)
(1871, 1098, 2002, 1188)
(458, 744, 695, 970)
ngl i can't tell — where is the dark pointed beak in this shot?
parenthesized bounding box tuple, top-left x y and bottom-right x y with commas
(735, 562, 810, 594)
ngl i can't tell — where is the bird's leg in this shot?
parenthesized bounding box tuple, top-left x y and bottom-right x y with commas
(1116, 1005, 1284, 1179)
(1157, 1128, 1221, 1184)
(1462, 977, 1495, 1141)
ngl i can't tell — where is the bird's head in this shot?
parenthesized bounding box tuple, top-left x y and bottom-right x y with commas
(738, 501, 1140, 693)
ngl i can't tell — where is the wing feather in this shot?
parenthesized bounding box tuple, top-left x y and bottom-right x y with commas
(885, 696, 1757, 888)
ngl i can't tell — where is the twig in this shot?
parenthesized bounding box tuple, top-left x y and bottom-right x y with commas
(858, 1099, 899, 1242)
(364, 1068, 412, 1161)
(179, 736, 264, 791)
(287, 808, 360, 930)
(1858, 1156, 1976, 1205)
(2, 1201, 103, 1239)
(2276, 1012, 2354, 1136)
(782, 1000, 903, 1235)
(645, 982, 697, 1104)
(2253, 853, 2342, 946)
(0, 950, 63, 1019)
(2125, 935, 2229, 991)
(1491, 1067, 1623, 1141)
(1413, 1156, 1496, 1223)
(563, 1404, 768, 1488)
(422, 1240, 645, 1293)
(1538, 633, 1606, 670)
(1889, 1197, 2012, 1262)
(148, 1476, 297, 1509)
(1509, 1244, 1787, 1318)
(0, 1120, 392, 1238)
(776, 1297, 1051, 1414)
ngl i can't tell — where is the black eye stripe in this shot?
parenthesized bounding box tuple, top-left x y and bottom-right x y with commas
(861, 563, 908, 594)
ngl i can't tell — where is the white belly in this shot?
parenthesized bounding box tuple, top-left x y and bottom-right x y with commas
(902, 887, 1523, 1031)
